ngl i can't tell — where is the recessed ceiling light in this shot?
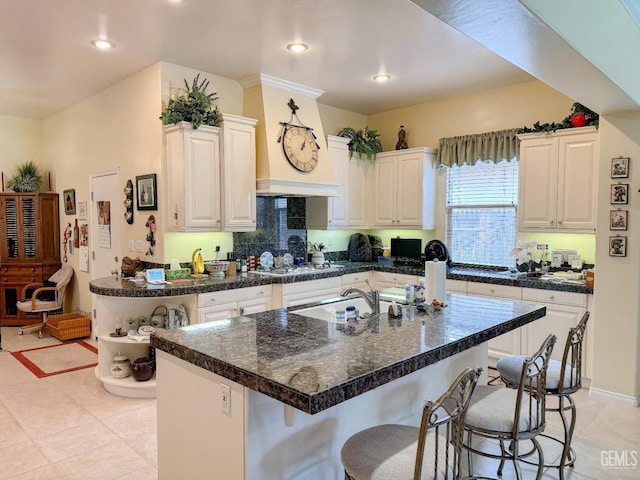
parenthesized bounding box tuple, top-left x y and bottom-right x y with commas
(373, 74, 391, 82)
(287, 43, 309, 53)
(91, 39, 115, 49)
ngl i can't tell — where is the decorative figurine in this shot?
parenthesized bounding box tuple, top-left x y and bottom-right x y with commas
(395, 125, 408, 150)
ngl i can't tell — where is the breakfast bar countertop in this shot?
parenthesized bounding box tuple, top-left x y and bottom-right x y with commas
(150, 293, 545, 414)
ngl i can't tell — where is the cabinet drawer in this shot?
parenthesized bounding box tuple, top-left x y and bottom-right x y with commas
(198, 285, 272, 307)
(446, 279, 467, 293)
(467, 282, 521, 300)
(282, 277, 341, 296)
(1, 275, 40, 284)
(521, 288, 586, 307)
(374, 271, 418, 287)
(341, 272, 371, 287)
(0, 265, 42, 275)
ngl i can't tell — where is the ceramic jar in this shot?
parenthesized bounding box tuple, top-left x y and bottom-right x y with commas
(311, 251, 325, 266)
(131, 356, 155, 382)
(110, 351, 131, 379)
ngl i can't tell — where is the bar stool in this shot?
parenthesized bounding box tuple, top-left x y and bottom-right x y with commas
(496, 312, 589, 479)
(463, 334, 556, 480)
(340, 367, 482, 480)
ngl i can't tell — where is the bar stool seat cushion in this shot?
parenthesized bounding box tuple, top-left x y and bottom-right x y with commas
(497, 356, 574, 391)
(341, 424, 449, 479)
(465, 385, 540, 433)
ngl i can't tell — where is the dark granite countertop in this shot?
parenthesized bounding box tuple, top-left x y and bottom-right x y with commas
(90, 262, 592, 297)
(151, 293, 546, 414)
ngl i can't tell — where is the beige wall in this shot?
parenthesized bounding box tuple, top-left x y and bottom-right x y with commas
(593, 113, 640, 399)
(42, 64, 164, 312)
(317, 103, 367, 137)
(368, 80, 574, 151)
(0, 116, 43, 186)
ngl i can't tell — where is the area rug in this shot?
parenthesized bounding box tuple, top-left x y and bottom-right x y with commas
(487, 366, 506, 387)
(11, 340, 98, 378)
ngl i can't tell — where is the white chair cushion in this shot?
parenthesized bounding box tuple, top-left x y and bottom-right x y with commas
(341, 424, 451, 480)
(464, 385, 540, 434)
(496, 356, 575, 391)
(17, 299, 59, 314)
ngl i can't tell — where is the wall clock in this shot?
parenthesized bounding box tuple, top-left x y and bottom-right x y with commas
(278, 99, 320, 172)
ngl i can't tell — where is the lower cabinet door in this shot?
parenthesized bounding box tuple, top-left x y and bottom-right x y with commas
(197, 302, 238, 323)
(521, 302, 586, 363)
(238, 297, 272, 316)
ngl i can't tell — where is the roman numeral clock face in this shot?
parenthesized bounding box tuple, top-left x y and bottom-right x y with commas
(283, 127, 318, 172)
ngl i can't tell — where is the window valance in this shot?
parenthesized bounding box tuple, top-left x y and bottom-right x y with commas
(437, 128, 520, 167)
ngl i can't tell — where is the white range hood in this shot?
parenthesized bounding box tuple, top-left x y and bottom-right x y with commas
(240, 74, 338, 197)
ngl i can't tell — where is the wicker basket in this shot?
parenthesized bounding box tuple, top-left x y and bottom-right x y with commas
(47, 311, 91, 341)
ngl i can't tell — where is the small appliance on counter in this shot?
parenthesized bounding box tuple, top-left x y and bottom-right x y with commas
(390, 238, 422, 266)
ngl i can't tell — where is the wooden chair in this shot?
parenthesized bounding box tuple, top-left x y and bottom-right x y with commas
(462, 334, 556, 480)
(496, 312, 590, 479)
(17, 265, 74, 338)
(340, 367, 482, 479)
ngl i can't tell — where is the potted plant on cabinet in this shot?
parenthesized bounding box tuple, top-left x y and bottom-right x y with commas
(160, 74, 220, 129)
(7, 161, 43, 192)
(337, 126, 383, 161)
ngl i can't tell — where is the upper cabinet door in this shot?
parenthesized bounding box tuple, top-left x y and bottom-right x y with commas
(556, 132, 598, 230)
(518, 137, 559, 229)
(165, 122, 221, 232)
(220, 114, 258, 232)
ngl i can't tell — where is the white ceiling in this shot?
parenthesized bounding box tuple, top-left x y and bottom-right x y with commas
(0, 0, 535, 119)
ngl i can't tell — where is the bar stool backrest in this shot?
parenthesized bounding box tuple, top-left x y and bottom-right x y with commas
(556, 311, 590, 395)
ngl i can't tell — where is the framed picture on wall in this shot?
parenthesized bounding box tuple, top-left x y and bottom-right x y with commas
(63, 189, 76, 215)
(610, 183, 629, 204)
(611, 157, 630, 178)
(609, 236, 627, 257)
(136, 174, 157, 211)
(610, 210, 628, 230)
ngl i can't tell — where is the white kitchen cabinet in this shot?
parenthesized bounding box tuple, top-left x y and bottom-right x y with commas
(280, 277, 342, 307)
(467, 283, 522, 361)
(197, 285, 272, 323)
(306, 136, 370, 229)
(220, 114, 258, 231)
(373, 271, 419, 291)
(165, 122, 222, 231)
(372, 147, 436, 229)
(518, 127, 598, 232)
(341, 271, 373, 291)
(521, 288, 587, 364)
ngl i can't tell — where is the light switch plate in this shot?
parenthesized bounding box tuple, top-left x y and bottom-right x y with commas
(135, 240, 144, 252)
(128, 240, 135, 251)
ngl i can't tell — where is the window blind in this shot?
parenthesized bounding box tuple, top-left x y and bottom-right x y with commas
(446, 159, 519, 267)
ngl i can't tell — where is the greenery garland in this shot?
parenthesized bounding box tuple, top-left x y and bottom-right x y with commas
(160, 74, 220, 129)
(517, 102, 599, 134)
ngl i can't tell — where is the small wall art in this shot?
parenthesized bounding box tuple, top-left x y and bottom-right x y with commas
(610, 210, 628, 231)
(611, 157, 630, 178)
(609, 235, 627, 257)
(610, 183, 629, 204)
(77, 201, 87, 220)
(136, 174, 157, 211)
(63, 189, 76, 215)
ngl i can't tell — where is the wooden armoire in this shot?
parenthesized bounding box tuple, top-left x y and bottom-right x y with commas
(0, 193, 61, 326)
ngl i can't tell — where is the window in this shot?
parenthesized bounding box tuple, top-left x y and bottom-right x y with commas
(446, 159, 518, 267)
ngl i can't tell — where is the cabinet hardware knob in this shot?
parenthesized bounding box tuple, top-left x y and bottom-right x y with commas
(490, 289, 495, 293)
(550, 295, 555, 300)
(550, 220, 553, 224)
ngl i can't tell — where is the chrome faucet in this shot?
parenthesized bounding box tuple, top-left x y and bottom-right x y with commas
(340, 279, 380, 314)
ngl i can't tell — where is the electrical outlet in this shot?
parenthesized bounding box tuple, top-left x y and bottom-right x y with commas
(128, 240, 135, 251)
(327, 235, 333, 246)
(135, 240, 144, 252)
(220, 383, 231, 414)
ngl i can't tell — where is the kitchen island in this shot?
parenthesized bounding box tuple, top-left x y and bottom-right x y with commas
(151, 292, 545, 480)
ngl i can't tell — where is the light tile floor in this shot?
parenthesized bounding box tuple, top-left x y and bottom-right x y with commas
(1, 326, 639, 479)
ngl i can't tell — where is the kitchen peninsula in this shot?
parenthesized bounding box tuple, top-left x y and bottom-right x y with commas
(149, 292, 545, 479)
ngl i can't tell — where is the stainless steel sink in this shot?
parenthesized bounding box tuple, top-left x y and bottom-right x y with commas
(292, 297, 392, 322)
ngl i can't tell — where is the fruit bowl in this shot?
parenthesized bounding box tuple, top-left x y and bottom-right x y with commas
(204, 261, 229, 277)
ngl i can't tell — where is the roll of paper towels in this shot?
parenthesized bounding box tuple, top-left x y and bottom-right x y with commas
(425, 260, 446, 302)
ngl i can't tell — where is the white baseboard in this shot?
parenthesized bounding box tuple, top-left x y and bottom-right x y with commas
(589, 386, 640, 406)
